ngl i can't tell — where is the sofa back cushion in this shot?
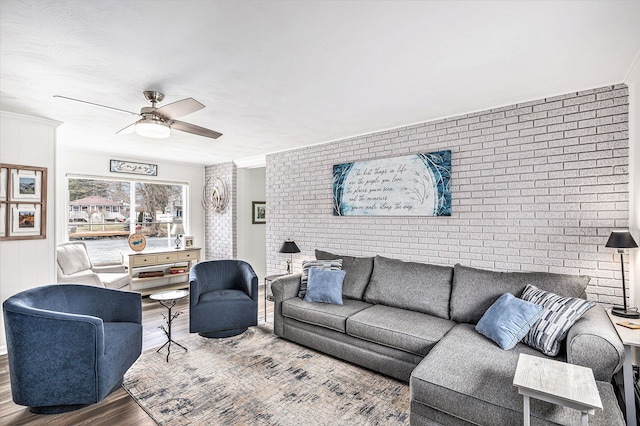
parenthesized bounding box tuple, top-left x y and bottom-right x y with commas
(450, 264, 590, 324)
(363, 255, 453, 319)
(315, 249, 374, 300)
(57, 243, 92, 275)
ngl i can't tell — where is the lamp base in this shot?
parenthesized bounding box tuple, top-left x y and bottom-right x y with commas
(611, 306, 640, 319)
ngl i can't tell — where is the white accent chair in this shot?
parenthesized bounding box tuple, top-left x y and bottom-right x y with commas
(56, 241, 130, 290)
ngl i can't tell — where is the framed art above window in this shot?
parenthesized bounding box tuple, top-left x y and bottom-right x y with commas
(0, 163, 47, 240)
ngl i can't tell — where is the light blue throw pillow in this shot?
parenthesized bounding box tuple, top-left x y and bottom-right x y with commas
(475, 292, 545, 350)
(303, 268, 346, 305)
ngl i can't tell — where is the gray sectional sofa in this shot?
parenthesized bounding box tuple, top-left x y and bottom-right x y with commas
(271, 251, 626, 425)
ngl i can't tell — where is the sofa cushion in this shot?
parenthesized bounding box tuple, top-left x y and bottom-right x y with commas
(450, 264, 590, 324)
(57, 243, 92, 275)
(282, 297, 372, 333)
(303, 268, 345, 305)
(475, 292, 545, 350)
(363, 256, 453, 319)
(299, 259, 343, 298)
(411, 323, 561, 425)
(315, 249, 374, 300)
(521, 284, 596, 356)
(97, 272, 130, 290)
(347, 305, 456, 357)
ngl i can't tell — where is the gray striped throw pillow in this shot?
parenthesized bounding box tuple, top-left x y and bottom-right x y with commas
(520, 284, 595, 356)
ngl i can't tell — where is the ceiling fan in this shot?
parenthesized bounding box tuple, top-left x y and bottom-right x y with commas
(54, 91, 222, 139)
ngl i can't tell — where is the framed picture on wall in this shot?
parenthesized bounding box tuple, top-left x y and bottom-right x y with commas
(0, 168, 7, 201)
(10, 204, 41, 237)
(10, 168, 42, 202)
(252, 201, 266, 224)
(1, 163, 47, 241)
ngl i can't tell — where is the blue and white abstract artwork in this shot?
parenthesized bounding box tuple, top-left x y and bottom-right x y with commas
(333, 150, 451, 216)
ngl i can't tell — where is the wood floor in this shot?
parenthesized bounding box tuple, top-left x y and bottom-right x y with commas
(0, 286, 274, 425)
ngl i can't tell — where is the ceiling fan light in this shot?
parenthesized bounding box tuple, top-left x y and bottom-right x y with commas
(136, 117, 171, 138)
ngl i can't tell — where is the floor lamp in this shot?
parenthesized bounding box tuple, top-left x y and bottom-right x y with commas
(606, 230, 639, 318)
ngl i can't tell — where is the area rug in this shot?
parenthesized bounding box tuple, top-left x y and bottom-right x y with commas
(123, 322, 409, 425)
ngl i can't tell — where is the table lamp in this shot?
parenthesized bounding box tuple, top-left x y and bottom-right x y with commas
(279, 240, 300, 274)
(606, 230, 639, 318)
(171, 223, 185, 250)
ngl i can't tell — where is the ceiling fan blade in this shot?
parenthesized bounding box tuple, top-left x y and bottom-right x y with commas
(171, 120, 222, 139)
(54, 95, 140, 116)
(154, 98, 205, 120)
(116, 122, 136, 134)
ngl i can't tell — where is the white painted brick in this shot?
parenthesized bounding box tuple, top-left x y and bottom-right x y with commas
(264, 85, 629, 307)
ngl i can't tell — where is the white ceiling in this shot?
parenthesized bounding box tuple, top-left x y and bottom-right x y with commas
(1, 1, 640, 166)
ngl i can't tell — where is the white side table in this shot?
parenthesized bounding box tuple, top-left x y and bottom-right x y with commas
(607, 309, 640, 426)
(513, 354, 602, 426)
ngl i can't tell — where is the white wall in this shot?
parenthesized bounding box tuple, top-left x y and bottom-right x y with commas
(56, 147, 205, 249)
(626, 52, 640, 308)
(0, 111, 60, 354)
(237, 167, 266, 282)
(266, 84, 630, 305)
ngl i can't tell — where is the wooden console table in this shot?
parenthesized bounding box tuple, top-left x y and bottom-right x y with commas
(121, 247, 200, 295)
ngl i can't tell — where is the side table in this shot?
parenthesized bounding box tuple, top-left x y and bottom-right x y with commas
(607, 309, 640, 426)
(149, 289, 189, 362)
(264, 274, 286, 322)
(513, 353, 602, 426)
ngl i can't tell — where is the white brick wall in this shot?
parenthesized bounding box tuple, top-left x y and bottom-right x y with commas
(204, 162, 237, 260)
(266, 84, 630, 304)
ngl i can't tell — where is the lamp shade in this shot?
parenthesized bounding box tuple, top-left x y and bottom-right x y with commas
(279, 240, 300, 254)
(171, 223, 185, 236)
(605, 231, 638, 249)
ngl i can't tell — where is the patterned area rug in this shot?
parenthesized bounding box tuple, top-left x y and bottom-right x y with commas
(123, 322, 409, 425)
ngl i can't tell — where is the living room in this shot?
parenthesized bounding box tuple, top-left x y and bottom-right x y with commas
(1, 1, 640, 425)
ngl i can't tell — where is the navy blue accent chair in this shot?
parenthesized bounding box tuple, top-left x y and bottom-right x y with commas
(189, 260, 258, 338)
(2, 284, 142, 414)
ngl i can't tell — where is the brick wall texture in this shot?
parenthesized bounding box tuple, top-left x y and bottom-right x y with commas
(204, 162, 237, 260)
(265, 84, 630, 305)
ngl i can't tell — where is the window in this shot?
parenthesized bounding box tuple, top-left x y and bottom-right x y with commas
(67, 177, 187, 265)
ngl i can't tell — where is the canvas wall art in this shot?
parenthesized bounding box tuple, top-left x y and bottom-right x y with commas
(333, 150, 451, 216)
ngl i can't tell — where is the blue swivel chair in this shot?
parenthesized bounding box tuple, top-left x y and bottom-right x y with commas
(189, 260, 258, 338)
(2, 284, 142, 414)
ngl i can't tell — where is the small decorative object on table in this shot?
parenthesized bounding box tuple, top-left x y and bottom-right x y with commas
(182, 235, 194, 249)
(149, 289, 189, 362)
(128, 233, 146, 251)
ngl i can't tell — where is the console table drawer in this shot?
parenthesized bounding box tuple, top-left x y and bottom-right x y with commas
(178, 251, 198, 261)
(131, 255, 158, 266)
(157, 252, 179, 262)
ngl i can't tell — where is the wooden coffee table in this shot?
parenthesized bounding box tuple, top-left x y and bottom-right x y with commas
(513, 354, 602, 426)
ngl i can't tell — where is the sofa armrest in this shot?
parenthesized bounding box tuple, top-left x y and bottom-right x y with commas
(57, 272, 105, 287)
(566, 304, 624, 381)
(92, 264, 126, 274)
(271, 273, 302, 337)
